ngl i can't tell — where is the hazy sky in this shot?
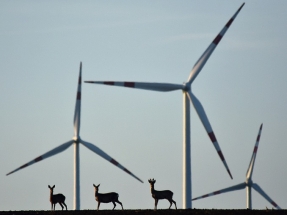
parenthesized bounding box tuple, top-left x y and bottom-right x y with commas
(1, 0, 287, 211)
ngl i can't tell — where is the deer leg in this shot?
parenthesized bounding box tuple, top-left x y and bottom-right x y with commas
(97, 202, 101, 211)
(172, 200, 177, 210)
(59, 202, 64, 210)
(112, 201, 116, 210)
(63, 202, 67, 210)
(154, 199, 158, 211)
(116, 200, 124, 210)
(168, 199, 172, 209)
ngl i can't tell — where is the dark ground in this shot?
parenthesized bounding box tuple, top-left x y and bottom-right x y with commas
(0, 209, 285, 215)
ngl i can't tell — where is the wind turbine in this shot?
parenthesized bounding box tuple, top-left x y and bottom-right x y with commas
(6, 62, 143, 210)
(192, 124, 281, 209)
(85, 3, 245, 209)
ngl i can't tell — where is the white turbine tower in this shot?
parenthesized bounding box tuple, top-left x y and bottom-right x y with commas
(6, 62, 143, 210)
(192, 124, 281, 210)
(85, 3, 245, 209)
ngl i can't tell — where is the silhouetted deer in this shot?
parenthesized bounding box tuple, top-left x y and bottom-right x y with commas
(48, 185, 67, 210)
(148, 178, 177, 210)
(93, 184, 123, 210)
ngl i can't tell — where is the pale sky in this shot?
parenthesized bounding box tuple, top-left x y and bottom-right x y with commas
(1, 0, 287, 211)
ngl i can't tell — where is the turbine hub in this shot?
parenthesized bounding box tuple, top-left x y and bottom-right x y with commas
(183, 82, 191, 92)
(73, 136, 80, 144)
(246, 178, 253, 186)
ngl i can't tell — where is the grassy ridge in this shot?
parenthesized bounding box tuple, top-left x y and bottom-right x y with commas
(0, 209, 284, 215)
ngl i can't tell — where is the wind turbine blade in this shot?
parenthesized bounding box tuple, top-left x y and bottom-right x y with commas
(246, 124, 263, 179)
(74, 62, 82, 138)
(192, 182, 245, 201)
(187, 3, 245, 84)
(6, 140, 74, 176)
(187, 91, 232, 179)
(85, 81, 184, 92)
(252, 183, 281, 209)
(80, 139, 143, 183)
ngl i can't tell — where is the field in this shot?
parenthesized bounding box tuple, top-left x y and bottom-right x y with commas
(0, 209, 285, 215)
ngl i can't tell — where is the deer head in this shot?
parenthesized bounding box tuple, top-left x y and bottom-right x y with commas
(148, 178, 156, 187)
(93, 184, 100, 192)
(48, 185, 55, 192)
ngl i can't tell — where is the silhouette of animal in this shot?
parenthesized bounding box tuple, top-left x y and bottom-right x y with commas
(93, 184, 123, 210)
(48, 185, 67, 210)
(148, 178, 177, 210)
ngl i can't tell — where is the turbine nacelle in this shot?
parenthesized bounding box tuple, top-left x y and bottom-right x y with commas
(182, 82, 191, 92)
(73, 136, 81, 144)
(245, 178, 253, 186)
